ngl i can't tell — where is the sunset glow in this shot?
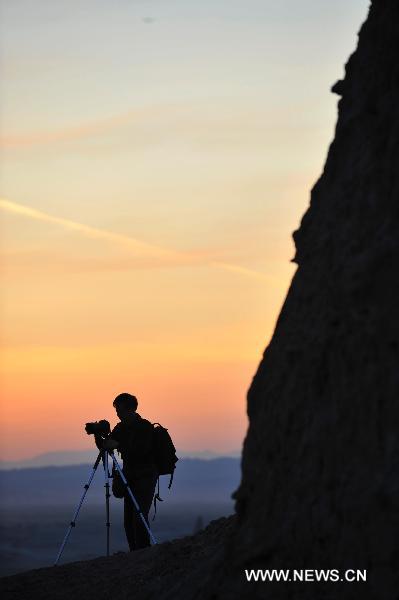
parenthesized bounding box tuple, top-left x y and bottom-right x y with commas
(0, 0, 369, 461)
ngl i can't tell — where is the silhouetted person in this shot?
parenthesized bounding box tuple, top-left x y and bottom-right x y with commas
(107, 393, 157, 551)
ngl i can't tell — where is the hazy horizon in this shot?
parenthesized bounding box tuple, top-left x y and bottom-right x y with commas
(0, 447, 241, 469)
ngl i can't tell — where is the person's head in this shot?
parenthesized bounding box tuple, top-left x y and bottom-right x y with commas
(113, 393, 138, 421)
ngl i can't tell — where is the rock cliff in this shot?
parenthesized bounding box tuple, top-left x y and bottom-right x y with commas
(209, 1, 399, 597)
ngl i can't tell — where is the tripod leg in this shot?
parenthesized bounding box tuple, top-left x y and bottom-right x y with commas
(54, 452, 102, 566)
(103, 451, 111, 557)
(109, 452, 157, 545)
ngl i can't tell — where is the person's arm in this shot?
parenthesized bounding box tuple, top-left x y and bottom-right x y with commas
(97, 424, 121, 451)
(103, 437, 119, 450)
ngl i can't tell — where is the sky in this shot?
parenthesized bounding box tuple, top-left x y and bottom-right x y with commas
(0, 0, 369, 461)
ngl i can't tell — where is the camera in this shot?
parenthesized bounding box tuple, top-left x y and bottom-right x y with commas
(85, 420, 111, 436)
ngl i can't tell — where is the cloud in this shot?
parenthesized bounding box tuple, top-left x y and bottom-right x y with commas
(0, 102, 277, 151)
(0, 106, 164, 149)
(0, 197, 274, 282)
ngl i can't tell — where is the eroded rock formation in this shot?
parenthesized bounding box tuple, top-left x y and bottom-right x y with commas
(206, 1, 399, 597)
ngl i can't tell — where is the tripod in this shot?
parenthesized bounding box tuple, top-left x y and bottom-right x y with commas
(54, 449, 157, 566)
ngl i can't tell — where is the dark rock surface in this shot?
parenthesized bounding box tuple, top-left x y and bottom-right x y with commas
(0, 517, 235, 600)
(211, 1, 399, 598)
(2, 1, 399, 599)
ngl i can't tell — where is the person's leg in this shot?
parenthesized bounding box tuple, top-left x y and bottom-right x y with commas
(123, 494, 136, 550)
(130, 474, 158, 549)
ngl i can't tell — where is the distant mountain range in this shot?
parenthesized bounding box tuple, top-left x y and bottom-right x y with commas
(0, 448, 241, 470)
(0, 457, 241, 507)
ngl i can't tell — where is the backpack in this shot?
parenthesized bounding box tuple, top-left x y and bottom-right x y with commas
(151, 423, 178, 519)
(152, 422, 178, 488)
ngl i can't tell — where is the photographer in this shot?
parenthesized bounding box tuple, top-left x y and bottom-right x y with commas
(105, 393, 158, 551)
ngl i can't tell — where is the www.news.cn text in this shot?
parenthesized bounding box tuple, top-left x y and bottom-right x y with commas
(244, 569, 367, 583)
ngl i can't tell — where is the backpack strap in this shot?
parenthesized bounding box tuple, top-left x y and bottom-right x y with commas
(152, 476, 163, 521)
(168, 469, 175, 489)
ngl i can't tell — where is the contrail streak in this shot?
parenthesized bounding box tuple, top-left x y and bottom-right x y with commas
(0, 198, 273, 281)
(210, 261, 273, 282)
(0, 107, 157, 148)
(0, 197, 187, 262)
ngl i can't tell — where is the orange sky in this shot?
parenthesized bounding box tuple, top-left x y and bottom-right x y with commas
(0, 0, 369, 461)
